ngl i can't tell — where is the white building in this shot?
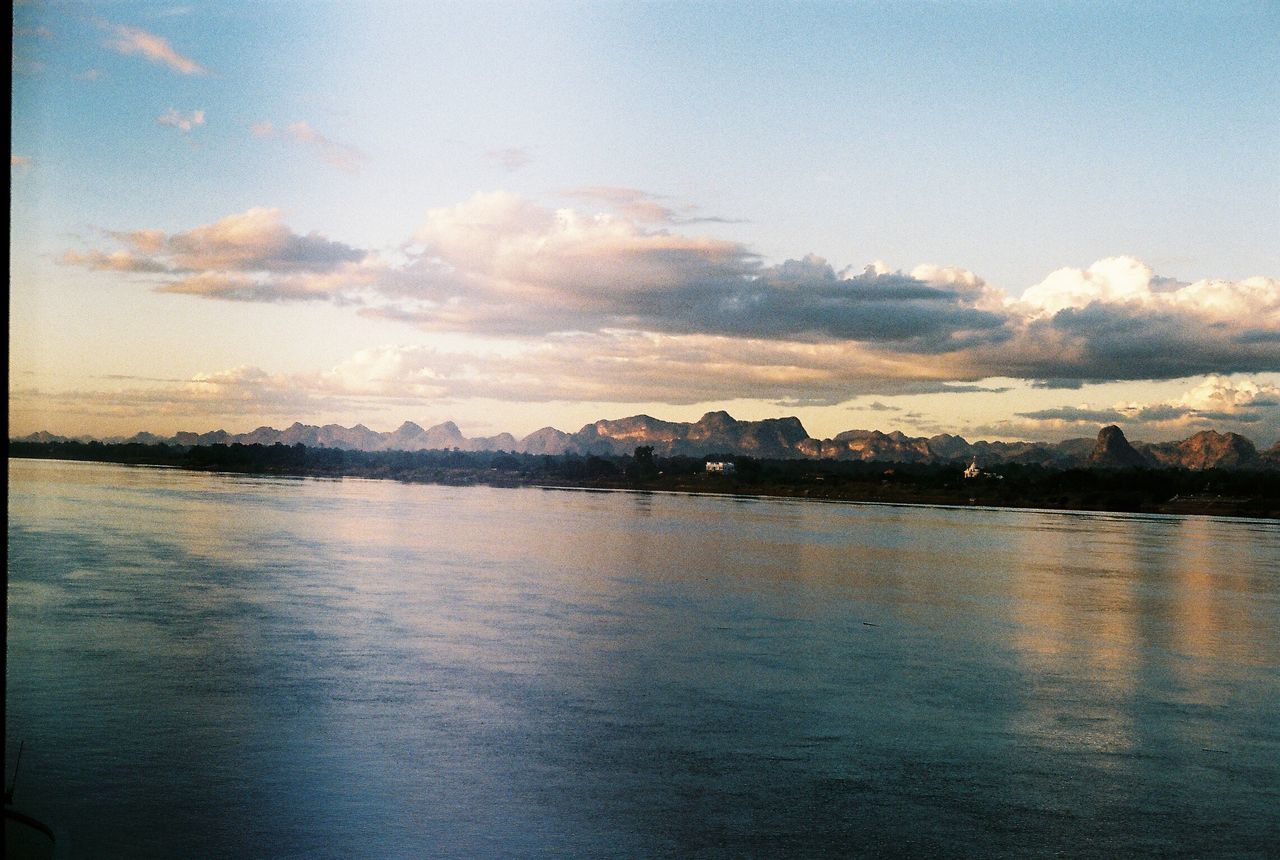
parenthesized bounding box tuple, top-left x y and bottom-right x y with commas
(963, 460, 982, 479)
(706, 461, 736, 473)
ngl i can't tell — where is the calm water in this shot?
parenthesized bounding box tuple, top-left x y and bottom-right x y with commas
(6, 459, 1279, 858)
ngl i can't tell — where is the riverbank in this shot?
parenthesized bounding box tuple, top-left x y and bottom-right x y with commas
(9, 442, 1279, 519)
(531, 474, 1279, 518)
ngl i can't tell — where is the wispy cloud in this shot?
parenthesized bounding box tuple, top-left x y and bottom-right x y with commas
(16, 355, 1279, 445)
(12, 154, 33, 172)
(156, 108, 204, 133)
(62, 249, 170, 273)
(9, 366, 369, 427)
(484, 147, 532, 172)
(563, 187, 746, 225)
(251, 121, 366, 173)
(104, 22, 208, 75)
(12, 58, 46, 76)
(76, 68, 105, 82)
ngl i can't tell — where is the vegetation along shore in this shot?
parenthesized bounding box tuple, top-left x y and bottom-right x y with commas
(10, 437, 1279, 520)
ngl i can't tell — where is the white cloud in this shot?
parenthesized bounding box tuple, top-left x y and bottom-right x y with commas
(1018, 256, 1156, 316)
(1173, 375, 1280, 414)
(1018, 256, 1280, 327)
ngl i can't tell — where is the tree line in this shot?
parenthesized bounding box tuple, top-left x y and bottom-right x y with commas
(9, 439, 1278, 517)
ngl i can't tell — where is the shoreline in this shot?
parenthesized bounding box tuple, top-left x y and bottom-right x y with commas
(11, 454, 1278, 521)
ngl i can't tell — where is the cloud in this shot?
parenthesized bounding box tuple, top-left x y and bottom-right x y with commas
(156, 273, 340, 302)
(64, 208, 376, 301)
(10, 366, 373, 427)
(12, 58, 45, 76)
(484, 147, 532, 172)
(61, 249, 170, 273)
(563, 186, 746, 225)
(322, 334, 993, 407)
(64, 194, 1280, 405)
(1015, 405, 1129, 424)
(1010, 375, 1280, 441)
(1171, 375, 1280, 416)
(114, 208, 365, 272)
(384, 193, 1008, 351)
(104, 23, 208, 75)
(156, 108, 204, 133)
(155, 261, 384, 303)
(1017, 256, 1280, 326)
(564, 187, 683, 224)
(18, 353, 1278, 446)
(76, 69, 105, 82)
(12, 155, 33, 172)
(252, 121, 366, 173)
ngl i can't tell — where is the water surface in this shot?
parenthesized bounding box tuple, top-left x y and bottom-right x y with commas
(7, 459, 1279, 857)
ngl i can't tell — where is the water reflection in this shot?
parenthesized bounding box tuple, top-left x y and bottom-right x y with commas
(7, 460, 1279, 858)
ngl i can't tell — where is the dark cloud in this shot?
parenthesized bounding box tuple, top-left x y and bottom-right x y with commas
(1033, 306, 1280, 381)
(1017, 406, 1127, 423)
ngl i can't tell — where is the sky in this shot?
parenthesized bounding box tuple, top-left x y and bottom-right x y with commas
(10, 0, 1280, 445)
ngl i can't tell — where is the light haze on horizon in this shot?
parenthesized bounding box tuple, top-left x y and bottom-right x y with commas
(10, 1, 1280, 444)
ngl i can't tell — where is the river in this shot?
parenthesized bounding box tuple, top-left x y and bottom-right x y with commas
(7, 459, 1279, 857)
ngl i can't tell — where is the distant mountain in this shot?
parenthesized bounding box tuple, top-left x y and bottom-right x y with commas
(16, 430, 72, 443)
(566, 411, 810, 458)
(519, 427, 576, 455)
(11, 414, 1278, 471)
(172, 429, 233, 446)
(1090, 425, 1148, 469)
(125, 431, 170, 445)
(383, 421, 429, 450)
(1141, 430, 1259, 470)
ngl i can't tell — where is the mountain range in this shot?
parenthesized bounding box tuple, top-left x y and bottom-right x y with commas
(15, 412, 1280, 471)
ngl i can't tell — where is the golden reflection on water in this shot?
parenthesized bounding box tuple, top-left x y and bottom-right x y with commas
(1003, 515, 1146, 762)
(998, 510, 1280, 776)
